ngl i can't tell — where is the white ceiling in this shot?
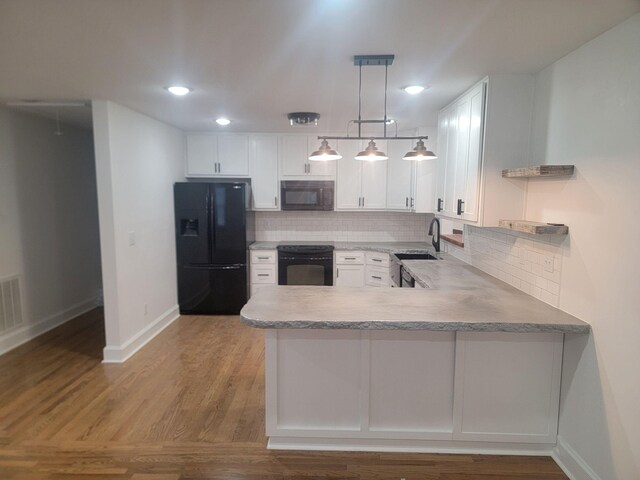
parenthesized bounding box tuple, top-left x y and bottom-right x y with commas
(1, 0, 638, 133)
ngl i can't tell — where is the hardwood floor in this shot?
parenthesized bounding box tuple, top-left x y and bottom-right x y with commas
(0, 309, 569, 479)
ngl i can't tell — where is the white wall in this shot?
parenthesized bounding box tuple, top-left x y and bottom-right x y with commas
(92, 101, 185, 362)
(0, 108, 101, 354)
(525, 14, 640, 480)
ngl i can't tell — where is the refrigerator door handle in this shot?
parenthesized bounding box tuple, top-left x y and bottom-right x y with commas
(185, 264, 246, 270)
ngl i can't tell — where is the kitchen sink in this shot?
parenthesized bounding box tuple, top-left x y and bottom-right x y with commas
(394, 253, 438, 260)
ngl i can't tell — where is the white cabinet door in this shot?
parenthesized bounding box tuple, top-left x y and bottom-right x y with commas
(280, 135, 309, 177)
(435, 110, 449, 214)
(308, 135, 336, 177)
(462, 83, 485, 222)
(386, 139, 414, 211)
(336, 140, 362, 210)
(443, 107, 458, 217)
(361, 140, 387, 210)
(413, 157, 437, 213)
(335, 265, 364, 287)
(250, 135, 279, 210)
(186, 134, 217, 176)
(454, 95, 471, 218)
(217, 135, 249, 176)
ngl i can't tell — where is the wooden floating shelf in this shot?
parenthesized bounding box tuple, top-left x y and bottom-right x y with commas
(502, 165, 574, 178)
(441, 233, 464, 248)
(498, 220, 569, 235)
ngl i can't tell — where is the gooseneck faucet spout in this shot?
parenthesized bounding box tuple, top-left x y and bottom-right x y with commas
(428, 217, 441, 253)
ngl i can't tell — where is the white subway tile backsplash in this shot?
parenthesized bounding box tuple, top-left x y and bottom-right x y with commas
(445, 225, 566, 308)
(255, 211, 433, 242)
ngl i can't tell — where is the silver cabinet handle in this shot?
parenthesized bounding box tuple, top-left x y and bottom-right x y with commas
(372, 275, 382, 280)
(257, 273, 270, 277)
(345, 257, 356, 260)
(410, 197, 415, 208)
(362, 197, 365, 207)
(337, 268, 339, 278)
(406, 197, 409, 207)
(372, 258, 382, 262)
(257, 256, 269, 260)
(275, 196, 278, 207)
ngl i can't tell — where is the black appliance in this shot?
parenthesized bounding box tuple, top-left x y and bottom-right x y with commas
(277, 245, 334, 286)
(280, 181, 334, 211)
(174, 182, 248, 314)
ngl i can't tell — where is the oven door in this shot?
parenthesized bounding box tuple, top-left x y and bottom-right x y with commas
(278, 253, 334, 286)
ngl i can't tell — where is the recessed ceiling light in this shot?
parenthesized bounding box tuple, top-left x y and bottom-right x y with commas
(165, 86, 192, 96)
(216, 117, 231, 126)
(403, 85, 426, 95)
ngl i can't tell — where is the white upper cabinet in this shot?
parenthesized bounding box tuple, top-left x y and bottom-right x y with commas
(386, 139, 414, 211)
(336, 139, 388, 211)
(413, 154, 437, 213)
(435, 75, 534, 226)
(185, 133, 248, 177)
(249, 135, 279, 210)
(186, 134, 218, 176)
(280, 135, 335, 178)
(217, 134, 249, 176)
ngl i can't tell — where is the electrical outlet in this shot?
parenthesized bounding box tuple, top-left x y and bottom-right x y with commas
(543, 255, 554, 273)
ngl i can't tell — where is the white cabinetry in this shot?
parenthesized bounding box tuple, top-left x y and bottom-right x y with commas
(280, 135, 335, 178)
(250, 135, 279, 210)
(185, 133, 249, 177)
(249, 250, 277, 297)
(385, 139, 414, 211)
(336, 140, 387, 210)
(365, 252, 391, 287)
(335, 251, 364, 287)
(435, 75, 534, 225)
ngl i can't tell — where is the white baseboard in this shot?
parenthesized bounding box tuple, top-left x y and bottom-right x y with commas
(268, 437, 554, 456)
(0, 296, 98, 356)
(552, 435, 602, 480)
(102, 304, 179, 363)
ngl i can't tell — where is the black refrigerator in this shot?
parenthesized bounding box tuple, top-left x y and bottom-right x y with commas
(174, 182, 248, 314)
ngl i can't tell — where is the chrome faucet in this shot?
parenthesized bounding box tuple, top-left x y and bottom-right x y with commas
(428, 217, 441, 253)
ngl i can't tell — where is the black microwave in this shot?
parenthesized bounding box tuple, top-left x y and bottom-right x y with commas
(280, 181, 334, 211)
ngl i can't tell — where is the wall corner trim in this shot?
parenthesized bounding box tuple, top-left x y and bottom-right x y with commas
(552, 435, 602, 480)
(102, 305, 180, 363)
(0, 296, 99, 356)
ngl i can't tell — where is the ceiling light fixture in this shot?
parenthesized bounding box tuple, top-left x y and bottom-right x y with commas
(215, 117, 231, 126)
(309, 55, 435, 162)
(402, 138, 437, 161)
(309, 139, 342, 161)
(165, 86, 192, 96)
(403, 85, 425, 95)
(288, 112, 320, 127)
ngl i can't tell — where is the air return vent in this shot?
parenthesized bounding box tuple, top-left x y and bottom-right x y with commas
(0, 276, 23, 333)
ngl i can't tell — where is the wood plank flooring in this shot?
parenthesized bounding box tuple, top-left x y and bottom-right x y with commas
(0, 309, 569, 479)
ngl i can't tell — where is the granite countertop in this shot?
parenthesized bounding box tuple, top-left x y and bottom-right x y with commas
(249, 240, 433, 254)
(240, 254, 590, 334)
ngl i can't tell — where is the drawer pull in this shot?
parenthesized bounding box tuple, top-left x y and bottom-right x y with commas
(372, 258, 382, 262)
(372, 275, 382, 280)
(257, 274, 270, 277)
(257, 256, 270, 260)
(344, 257, 356, 260)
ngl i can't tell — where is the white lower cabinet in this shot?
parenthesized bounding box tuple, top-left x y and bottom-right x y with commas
(335, 250, 365, 287)
(365, 252, 391, 287)
(249, 249, 277, 297)
(265, 329, 563, 452)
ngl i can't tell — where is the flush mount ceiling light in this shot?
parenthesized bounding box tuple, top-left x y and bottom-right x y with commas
(165, 85, 192, 96)
(309, 55, 435, 162)
(215, 117, 231, 126)
(288, 112, 320, 126)
(309, 139, 342, 161)
(402, 138, 437, 161)
(403, 85, 426, 95)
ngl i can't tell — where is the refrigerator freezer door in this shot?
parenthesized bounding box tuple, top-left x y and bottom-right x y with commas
(174, 183, 211, 265)
(210, 183, 247, 265)
(178, 264, 248, 314)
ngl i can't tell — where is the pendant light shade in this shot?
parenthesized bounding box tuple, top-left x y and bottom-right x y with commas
(355, 140, 389, 161)
(308, 139, 342, 161)
(402, 139, 437, 161)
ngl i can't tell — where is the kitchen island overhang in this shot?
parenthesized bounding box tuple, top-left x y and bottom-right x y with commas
(241, 282, 589, 455)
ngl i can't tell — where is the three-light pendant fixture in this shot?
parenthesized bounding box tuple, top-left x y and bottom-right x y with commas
(308, 55, 437, 163)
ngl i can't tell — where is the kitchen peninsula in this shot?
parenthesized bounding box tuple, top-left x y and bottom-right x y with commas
(240, 254, 589, 455)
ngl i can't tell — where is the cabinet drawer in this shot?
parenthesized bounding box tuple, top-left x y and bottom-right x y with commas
(365, 266, 390, 287)
(335, 251, 365, 265)
(365, 251, 390, 268)
(251, 250, 277, 264)
(251, 265, 277, 284)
